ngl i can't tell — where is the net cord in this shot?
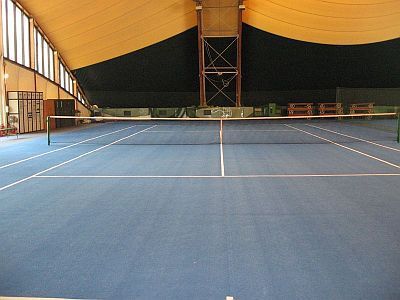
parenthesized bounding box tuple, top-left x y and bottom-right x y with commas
(397, 113, 400, 143)
(47, 112, 397, 121)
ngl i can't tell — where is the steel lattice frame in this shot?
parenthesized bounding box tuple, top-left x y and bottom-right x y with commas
(195, 0, 245, 107)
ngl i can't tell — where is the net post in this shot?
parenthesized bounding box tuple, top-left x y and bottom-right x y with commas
(397, 113, 400, 143)
(47, 116, 51, 145)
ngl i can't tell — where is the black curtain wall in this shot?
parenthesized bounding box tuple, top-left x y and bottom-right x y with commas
(74, 25, 400, 108)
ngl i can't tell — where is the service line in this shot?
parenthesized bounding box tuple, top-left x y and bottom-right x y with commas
(35, 173, 400, 179)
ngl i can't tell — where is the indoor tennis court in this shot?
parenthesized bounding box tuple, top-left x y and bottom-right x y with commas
(1, 0, 400, 299)
(1, 114, 400, 299)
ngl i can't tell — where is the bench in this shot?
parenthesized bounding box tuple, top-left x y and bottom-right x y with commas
(0, 126, 18, 137)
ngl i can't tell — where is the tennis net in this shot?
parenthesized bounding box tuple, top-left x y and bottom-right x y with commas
(46, 113, 400, 145)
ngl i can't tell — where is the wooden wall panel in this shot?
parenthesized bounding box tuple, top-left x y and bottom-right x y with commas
(4, 61, 35, 91)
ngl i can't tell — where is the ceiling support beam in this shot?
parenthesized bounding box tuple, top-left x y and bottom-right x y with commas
(0, 1, 6, 126)
(196, 3, 206, 107)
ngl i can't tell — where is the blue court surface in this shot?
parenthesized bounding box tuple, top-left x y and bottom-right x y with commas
(1, 120, 400, 299)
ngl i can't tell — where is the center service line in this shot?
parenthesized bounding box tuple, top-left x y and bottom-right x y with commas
(220, 119, 225, 177)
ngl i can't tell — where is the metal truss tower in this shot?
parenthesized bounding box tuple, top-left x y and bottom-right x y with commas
(195, 0, 245, 107)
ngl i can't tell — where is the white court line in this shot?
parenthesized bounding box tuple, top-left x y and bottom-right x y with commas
(48, 112, 396, 121)
(306, 124, 400, 152)
(0, 297, 83, 300)
(0, 126, 157, 192)
(35, 173, 400, 179)
(220, 119, 225, 176)
(0, 125, 138, 170)
(144, 130, 218, 133)
(223, 129, 295, 132)
(143, 130, 295, 132)
(285, 124, 400, 170)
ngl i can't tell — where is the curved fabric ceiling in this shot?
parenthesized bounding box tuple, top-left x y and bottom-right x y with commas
(18, 0, 400, 69)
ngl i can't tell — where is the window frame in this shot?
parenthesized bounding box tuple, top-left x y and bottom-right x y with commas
(33, 26, 55, 81)
(1, 1, 90, 107)
(2, 0, 31, 66)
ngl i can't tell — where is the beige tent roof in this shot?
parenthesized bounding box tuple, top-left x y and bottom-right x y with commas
(18, 0, 400, 69)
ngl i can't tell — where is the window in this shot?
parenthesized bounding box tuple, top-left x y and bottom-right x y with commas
(59, 63, 64, 88)
(0, 0, 87, 103)
(15, 6, 22, 64)
(33, 28, 37, 69)
(23, 15, 29, 67)
(49, 47, 54, 80)
(69, 78, 73, 94)
(37, 32, 42, 74)
(59, 60, 74, 95)
(1, 1, 89, 106)
(65, 72, 69, 91)
(7, 0, 15, 61)
(34, 27, 54, 80)
(77, 88, 89, 106)
(2, 0, 8, 58)
(2, 0, 30, 66)
(43, 40, 49, 77)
